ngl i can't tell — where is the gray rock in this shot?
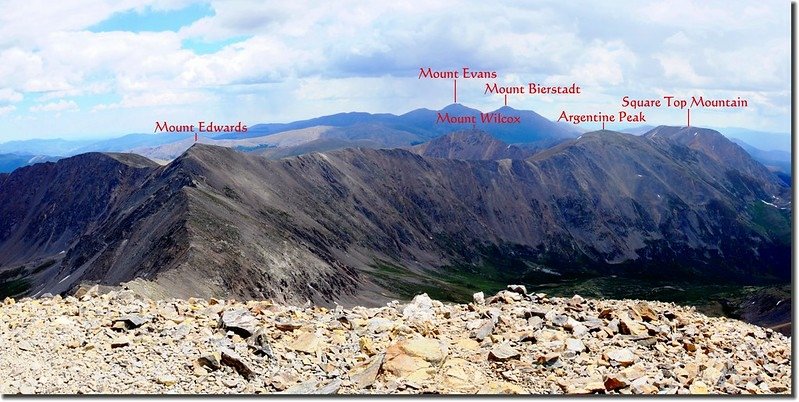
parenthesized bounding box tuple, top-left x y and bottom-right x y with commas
(366, 318, 394, 333)
(274, 321, 303, 331)
(549, 314, 568, 327)
(17, 340, 34, 351)
(349, 353, 384, 389)
(247, 327, 274, 358)
(527, 309, 549, 318)
(221, 309, 259, 338)
(571, 323, 589, 338)
(171, 323, 190, 340)
(474, 319, 494, 341)
(564, 317, 581, 330)
(582, 317, 603, 330)
(606, 348, 635, 366)
(110, 336, 130, 348)
(221, 348, 254, 379)
(281, 379, 342, 394)
(484, 308, 502, 324)
(565, 338, 586, 353)
(196, 353, 222, 371)
(402, 294, 435, 323)
(112, 314, 150, 330)
(528, 316, 544, 329)
(507, 285, 527, 295)
(488, 343, 520, 361)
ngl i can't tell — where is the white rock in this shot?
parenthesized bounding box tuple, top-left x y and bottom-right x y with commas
(402, 293, 435, 323)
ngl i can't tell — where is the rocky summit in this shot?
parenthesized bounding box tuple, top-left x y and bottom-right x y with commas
(0, 286, 790, 395)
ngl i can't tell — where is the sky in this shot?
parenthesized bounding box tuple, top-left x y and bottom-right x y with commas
(0, 0, 791, 141)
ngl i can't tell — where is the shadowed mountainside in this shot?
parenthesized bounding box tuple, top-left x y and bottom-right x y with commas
(0, 128, 790, 309)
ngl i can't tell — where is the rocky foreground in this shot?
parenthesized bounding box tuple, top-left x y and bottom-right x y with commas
(0, 286, 791, 395)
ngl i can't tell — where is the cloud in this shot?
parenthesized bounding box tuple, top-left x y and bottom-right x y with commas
(565, 40, 637, 87)
(178, 36, 320, 86)
(0, 105, 16, 115)
(663, 31, 692, 47)
(0, 88, 23, 103)
(30, 100, 79, 112)
(0, 0, 790, 139)
(654, 54, 707, 86)
(92, 90, 211, 110)
(0, 47, 45, 90)
(38, 82, 112, 101)
(0, 0, 198, 46)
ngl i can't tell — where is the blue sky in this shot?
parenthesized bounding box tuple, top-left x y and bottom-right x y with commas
(88, 3, 214, 33)
(0, 0, 791, 142)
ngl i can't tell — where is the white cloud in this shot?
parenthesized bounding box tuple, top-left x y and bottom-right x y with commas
(178, 36, 319, 87)
(30, 100, 79, 112)
(664, 31, 692, 47)
(93, 90, 211, 110)
(0, 105, 16, 115)
(634, 1, 781, 32)
(38, 82, 112, 101)
(568, 41, 637, 87)
(0, 0, 790, 139)
(0, 88, 23, 103)
(654, 53, 707, 86)
(0, 47, 44, 90)
(0, 0, 195, 47)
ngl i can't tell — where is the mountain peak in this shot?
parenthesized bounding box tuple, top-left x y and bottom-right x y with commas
(440, 103, 481, 114)
(644, 125, 788, 192)
(99, 152, 160, 169)
(410, 129, 534, 160)
(182, 142, 236, 157)
(494, 105, 519, 112)
(49, 151, 158, 171)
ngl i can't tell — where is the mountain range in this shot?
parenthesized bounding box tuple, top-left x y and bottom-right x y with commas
(0, 125, 790, 308)
(0, 106, 789, 181)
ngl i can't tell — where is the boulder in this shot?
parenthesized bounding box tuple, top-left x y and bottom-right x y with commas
(606, 348, 635, 366)
(221, 309, 259, 337)
(488, 343, 520, 361)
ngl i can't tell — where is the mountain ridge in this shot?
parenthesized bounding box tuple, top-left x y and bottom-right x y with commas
(408, 129, 534, 160)
(0, 126, 789, 307)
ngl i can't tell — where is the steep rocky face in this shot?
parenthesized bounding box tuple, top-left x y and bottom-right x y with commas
(718, 285, 791, 336)
(530, 131, 790, 273)
(20, 146, 368, 306)
(643, 126, 790, 200)
(0, 128, 790, 306)
(0, 153, 158, 267)
(409, 129, 534, 160)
